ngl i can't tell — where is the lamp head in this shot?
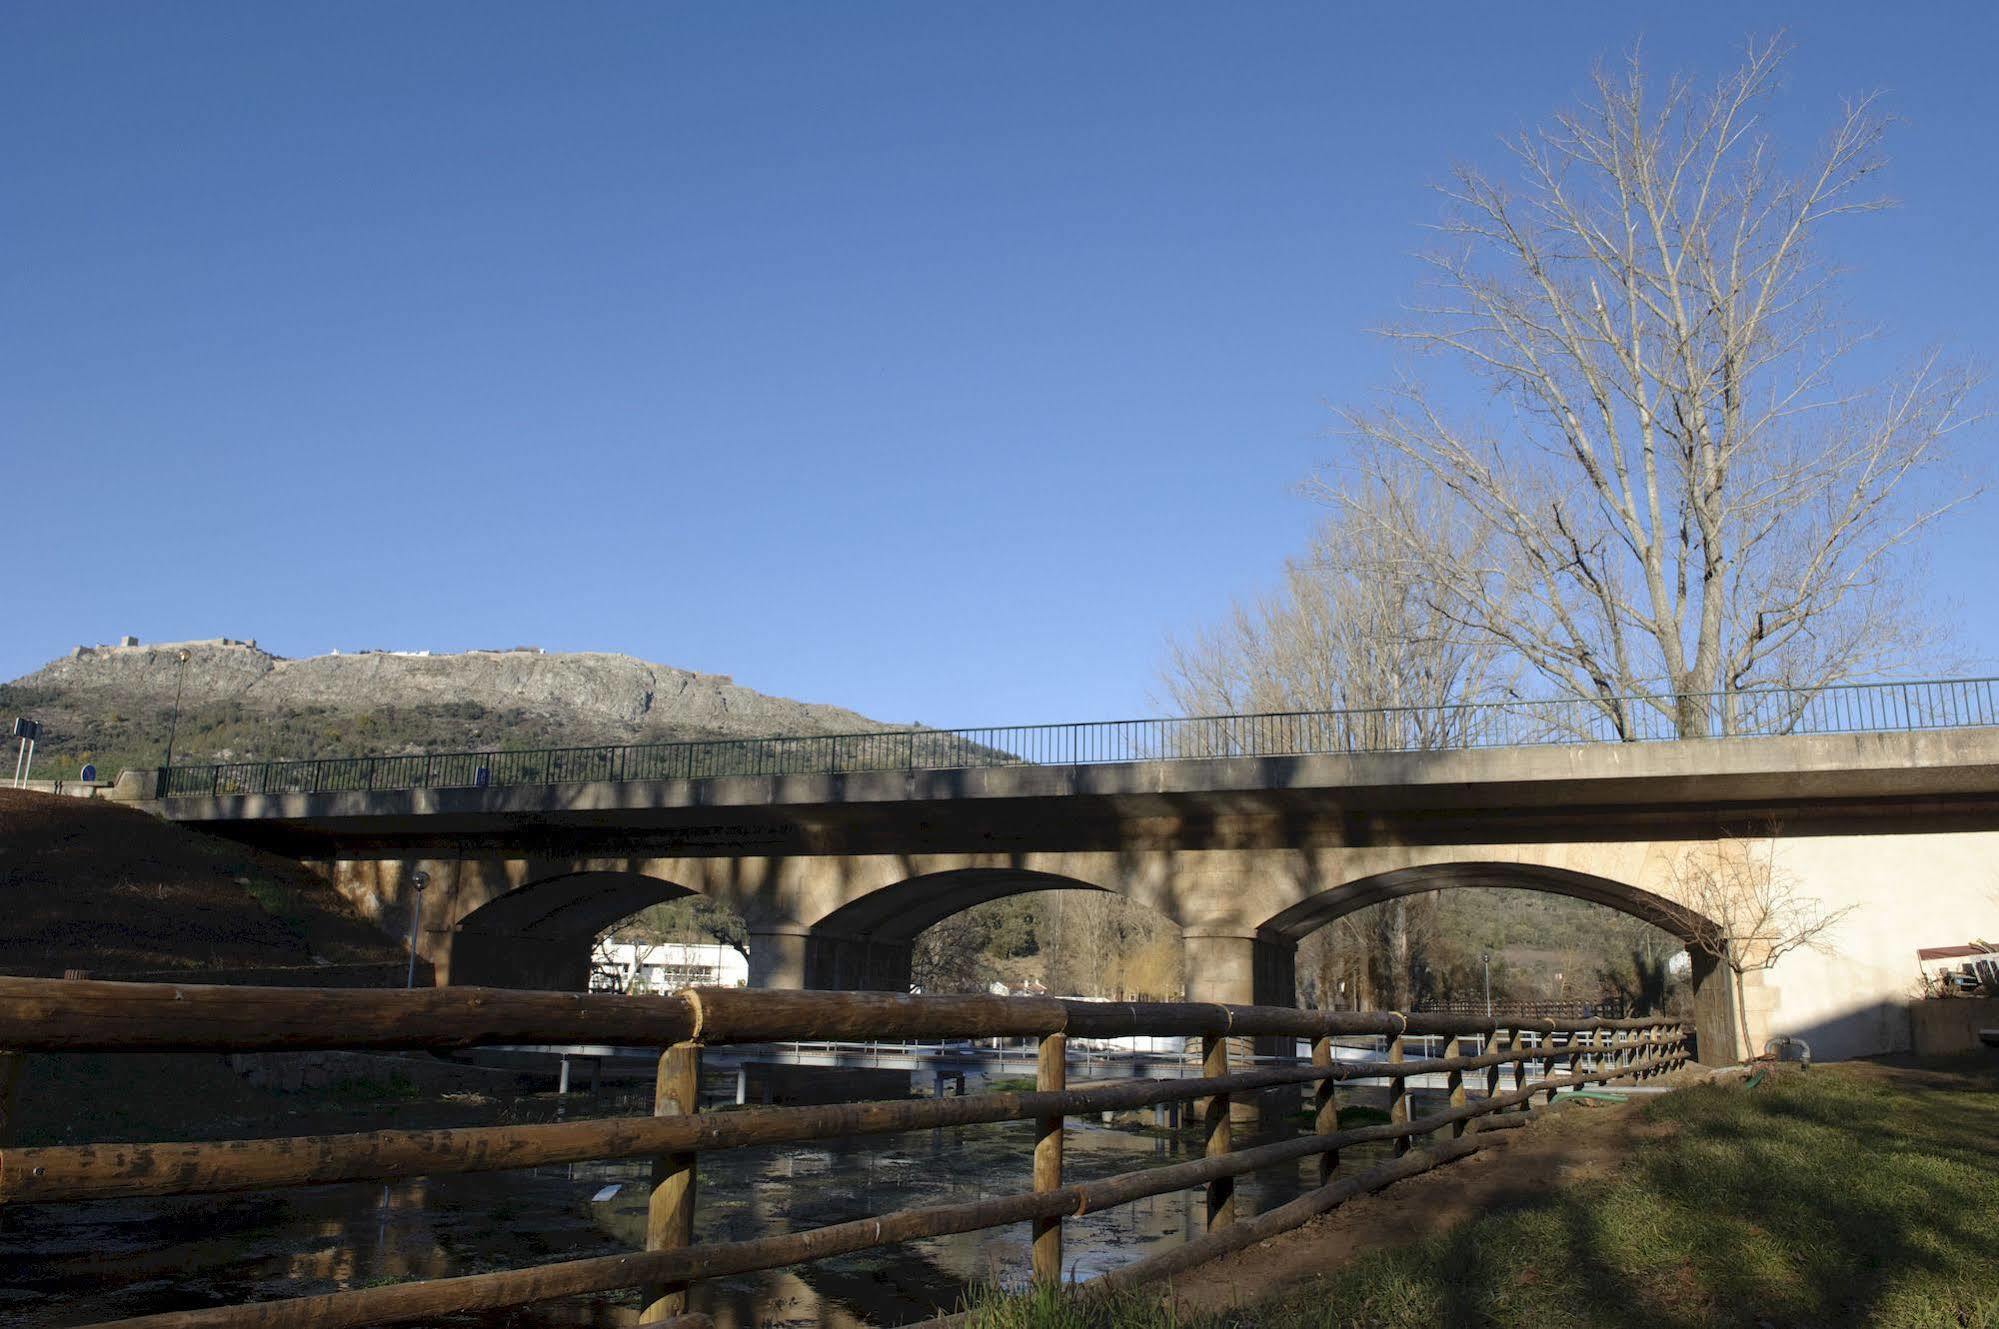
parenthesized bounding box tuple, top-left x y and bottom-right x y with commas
(411, 870, 430, 893)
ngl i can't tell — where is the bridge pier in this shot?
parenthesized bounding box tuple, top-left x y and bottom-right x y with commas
(747, 927, 914, 993)
(747, 927, 810, 990)
(1182, 932, 1297, 1010)
(443, 930, 592, 992)
(805, 931, 913, 992)
(1184, 932, 1300, 1125)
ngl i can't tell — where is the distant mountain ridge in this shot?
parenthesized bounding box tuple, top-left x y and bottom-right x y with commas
(1, 638, 904, 777)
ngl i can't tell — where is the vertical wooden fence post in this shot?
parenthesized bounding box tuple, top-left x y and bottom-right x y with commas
(1543, 1031, 1562, 1105)
(1032, 1032, 1066, 1285)
(0, 1051, 23, 1150)
(1311, 1034, 1338, 1182)
(1387, 1034, 1409, 1156)
(1484, 1027, 1503, 1107)
(1446, 1033, 1467, 1138)
(0, 1050, 19, 1234)
(1203, 1033, 1234, 1230)
(1513, 1028, 1533, 1111)
(640, 1041, 701, 1323)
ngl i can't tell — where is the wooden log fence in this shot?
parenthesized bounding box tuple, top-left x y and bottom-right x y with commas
(0, 975, 1690, 1327)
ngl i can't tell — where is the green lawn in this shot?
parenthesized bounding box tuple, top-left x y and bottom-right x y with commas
(963, 1059, 1999, 1329)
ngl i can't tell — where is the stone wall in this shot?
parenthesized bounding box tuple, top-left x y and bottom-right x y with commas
(1908, 998, 1999, 1056)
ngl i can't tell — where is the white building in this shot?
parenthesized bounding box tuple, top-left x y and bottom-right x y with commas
(592, 940, 748, 994)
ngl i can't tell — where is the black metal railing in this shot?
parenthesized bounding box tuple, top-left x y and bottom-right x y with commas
(157, 675, 1999, 799)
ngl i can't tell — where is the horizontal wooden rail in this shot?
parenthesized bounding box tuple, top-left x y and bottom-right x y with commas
(0, 976, 1687, 1328)
(1, 1030, 1684, 1203)
(0, 975, 699, 1053)
(0, 976, 1671, 1053)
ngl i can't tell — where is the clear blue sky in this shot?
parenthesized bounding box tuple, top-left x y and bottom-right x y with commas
(5, 3, 1993, 726)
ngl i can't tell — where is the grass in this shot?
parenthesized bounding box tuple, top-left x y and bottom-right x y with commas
(962, 1060, 1999, 1329)
(1292, 1104, 1392, 1130)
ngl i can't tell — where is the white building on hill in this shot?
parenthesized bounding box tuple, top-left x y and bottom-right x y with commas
(592, 940, 748, 993)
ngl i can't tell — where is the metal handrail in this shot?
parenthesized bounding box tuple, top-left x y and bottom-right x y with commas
(157, 675, 1999, 798)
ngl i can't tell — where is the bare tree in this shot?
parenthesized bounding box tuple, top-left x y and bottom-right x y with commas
(1298, 919, 1370, 1011)
(1333, 37, 1979, 737)
(1672, 827, 1852, 1060)
(612, 896, 747, 955)
(1164, 463, 1516, 747)
(911, 910, 992, 994)
(1042, 893, 1182, 1000)
(1595, 912, 1684, 1015)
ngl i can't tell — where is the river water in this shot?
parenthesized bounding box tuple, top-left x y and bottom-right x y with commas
(0, 1070, 1407, 1329)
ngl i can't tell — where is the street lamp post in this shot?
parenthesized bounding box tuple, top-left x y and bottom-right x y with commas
(1481, 951, 1492, 1017)
(161, 649, 192, 775)
(405, 871, 430, 988)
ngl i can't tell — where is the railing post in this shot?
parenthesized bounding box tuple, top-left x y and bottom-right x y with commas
(1387, 1033, 1409, 1155)
(1543, 1031, 1563, 1105)
(1312, 1033, 1339, 1182)
(1446, 1033, 1467, 1138)
(1032, 1032, 1065, 1285)
(1202, 1032, 1233, 1230)
(640, 1041, 701, 1322)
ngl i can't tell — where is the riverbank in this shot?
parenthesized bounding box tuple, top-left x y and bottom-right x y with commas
(958, 1057, 1999, 1329)
(0, 788, 407, 977)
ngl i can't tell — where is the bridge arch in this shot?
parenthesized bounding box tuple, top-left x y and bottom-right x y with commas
(448, 869, 717, 992)
(803, 867, 1117, 992)
(455, 870, 706, 940)
(812, 867, 1115, 942)
(1256, 861, 1708, 944)
(1254, 859, 1728, 1058)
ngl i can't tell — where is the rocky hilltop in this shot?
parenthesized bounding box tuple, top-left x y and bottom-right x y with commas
(2, 638, 901, 776)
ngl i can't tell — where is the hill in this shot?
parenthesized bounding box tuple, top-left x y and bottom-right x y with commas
(1, 638, 904, 778)
(0, 788, 411, 977)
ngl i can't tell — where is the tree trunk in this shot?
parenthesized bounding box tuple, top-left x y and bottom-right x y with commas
(1728, 961, 1752, 1065)
(1386, 899, 1411, 1011)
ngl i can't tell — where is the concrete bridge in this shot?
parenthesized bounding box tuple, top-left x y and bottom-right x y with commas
(142, 691, 1999, 1066)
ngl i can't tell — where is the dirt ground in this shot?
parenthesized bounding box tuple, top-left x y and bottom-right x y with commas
(1172, 1085, 1692, 1315)
(0, 788, 405, 976)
